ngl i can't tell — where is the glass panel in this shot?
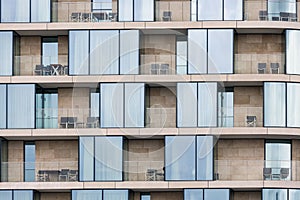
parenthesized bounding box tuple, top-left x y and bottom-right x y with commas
(208, 29, 233, 74)
(262, 189, 287, 200)
(184, 189, 203, 200)
(197, 136, 213, 180)
(287, 83, 300, 127)
(141, 194, 151, 200)
(14, 190, 33, 200)
(286, 30, 300, 75)
(31, 0, 50, 22)
(7, 84, 35, 129)
(265, 140, 291, 180)
(95, 137, 123, 181)
(176, 37, 187, 75)
(198, 83, 217, 127)
(1, 0, 30, 22)
(103, 190, 128, 200)
(24, 142, 35, 182)
(119, 0, 133, 21)
(198, 0, 222, 20)
(72, 190, 102, 200)
(79, 137, 94, 181)
(177, 83, 197, 127)
(0, 85, 6, 128)
(165, 136, 195, 180)
(120, 30, 139, 74)
(100, 83, 124, 128)
(42, 38, 58, 66)
(204, 189, 230, 200)
(36, 93, 58, 129)
(289, 189, 300, 200)
(124, 83, 144, 127)
(191, 0, 197, 21)
(91, 92, 100, 117)
(264, 82, 286, 127)
(90, 30, 119, 75)
(0, 191, 12, 199)
(188, 30, 207, 74)
(93, 0, 112, 10)
(69, 31, 89, 75)
(218, 91, 234, 127)
(268, 0, 296, 20)
(134, 0, 154, 21)
(224, 0, 243, 20)
(0, 32, 13, 76)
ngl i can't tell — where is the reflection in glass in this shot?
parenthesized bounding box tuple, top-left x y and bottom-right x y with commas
(165, 136, 195, 180)
(208, 29, 233, 74)
(287, 83, 300, 127)
(79, 137, 94, 181)
(95, 137, 123, 181)
(264, 82, 286, 127)
(198, 83, 217, 127)
(7, 84, 35, 129)
(286, 30, 300, 74)
(262, 189, 287, 200)
(184, 189, 203, 200)
(197, 136, 213, 180)
(177, 83, 197, 127)
(90, 31, 119, 75)
(1, 0, 30, 22)
(198, 0, 222, 20)
(268, 0, 296, 20)
(103, 190, 128, 200)
(0, 85, 6, 128)
(134, 0, 154, 21)
(0, 32, 13, 75)
(36, 92, 58, 129)
(24, 142, 35, 182)
(224, 0, 243, 20)
(72, 190, 102, 200)
(188, 30, 207, 74)
(31, 0, 50, 22)
(69, 31, 89, 75)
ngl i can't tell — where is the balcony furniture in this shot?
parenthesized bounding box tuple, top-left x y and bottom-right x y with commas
(263, 168, 272, 180)
(86, 117, 99, 128)
(60, 117, 68, 128)
(258, 63, 266, 74)
(60, 117, 78, 128)
(146, 169, 156, 181)
(246, 116, 257, 127)
(43, 65, 52, 76)
(34, 65, 44, 75)
(280, 168, 289, 180)
(155, 170, 164, 181)
(270, 63, 279, 74)
(109, 13, 118, 21)
(93, 12, 108, 21)
(68, 170, 78, 181)
(289, 13, 297, 22)
(59, 169, 69, 181)
(280, 12, 289, 21)
(259, 10, 268, 20)
(37, 170, 49, 182)
(82, 13, 92, 22)
(160, 63, 169, 75)
(151, 64, 159, 74)
(67, 117, 77, 128)
(50, 64, 62, 75)
(63, 65, 68, 75)
(70, 12, 81, 22)
(162, 11, 172, 21)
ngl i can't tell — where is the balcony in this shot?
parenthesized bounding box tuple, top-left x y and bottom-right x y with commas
(146, 107, 176, 128)
(214, 160, 297, 181)
(155, 1, 191, 21)
(124, 161, 164, 181)
(2, 161, 78, 182)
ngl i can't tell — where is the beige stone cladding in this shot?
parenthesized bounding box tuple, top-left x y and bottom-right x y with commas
(216, 139, 264, 181)
(125, 139, 164, 181)
(140, 34, 176, 75)
(146, 86, 176, 128)
(19, 36, 41, 76)
(155, 0, 190, 21)
(234, 87, 263, 127)
(233, 191, 262, 200)
(292, 140, 300, 181)
(58, 36, 68, 66)
(235, 34, 285, 74)
(7, 141, 23, 182)
(40, 192, 71, 200)
(244, 0, 267, 21)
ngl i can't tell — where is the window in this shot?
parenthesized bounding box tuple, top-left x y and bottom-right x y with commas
(42, 37, 58, 66)
(176, 36, 187, 74)
(31, 0, 51, 22)
(100, 83, 145, 128)
(177, 83, 218, 127)
(141, 194, 151, 200)
(118, 0, 133, 21)
(165, 136, 214, 181)
(72, 190, 129, 200)
(24, 142, 35, 182)
(92, 0, 112, 11)
(289, 189, 300, 200)
(287, 83, 300, 127)
(268, 0, 296, 21)
(0, 31, 13, 76)
(263, 189, 287, 200)
(119, 0, 154, 21)
(286, 30, 300, 75)
(79, 136, 123, 181)
(0, 190, 33, 200)
(0, 85, 6, 128)
(265, 140, 291, 180)
(218, 89, 234, 127)
(184, 189, 230, 200)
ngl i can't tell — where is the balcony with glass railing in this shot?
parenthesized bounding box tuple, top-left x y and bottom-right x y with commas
(2, 161, 78, 182)
(155, 1, 192, 21)
(124, 161, 164, 181)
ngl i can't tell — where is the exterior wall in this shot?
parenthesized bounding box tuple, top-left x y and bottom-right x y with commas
(147, 86, 176, 128)
(234, 87, 263, 127)
(125, 139, 164, 181)
(20, 37, 41, 76)
(235, 34, 285, 74)
(244, 0, 267, 21)
(216, 139, 264, 180)
(58, 88, 90, 127)
(40, 193, 71, 200)
(133, 192, 183, 200)
(140, 34, 176, 75)
(155, 0, 190, 21)
(7, 141, 23, 182)
(292, 140, 300, 180)
(233, 192, 261, 200)
(58, 36, 68, 66)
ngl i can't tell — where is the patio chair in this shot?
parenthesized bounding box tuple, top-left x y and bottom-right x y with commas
(34, 65, 44, 75)
(263, 168, 272, 180)
(160, 63, 169, 75)
(86, 117, 99, 128)
(270, 63, 279, 74)
(289, 13, 297, 22)
(109, 13, 118, 21)
(81, 13, 91, 22)
(259, 10, 268, 20)
(162, 11, 172, 21)
(37, 170, 49, 182)
(43, 65, 52, 76)
(146, 169, 156, 181)
(68, 170, 78, 181)
(60, 117, 68, 128)
(246, 116, 257, 127)
(280, 12, 289, 21)
(67, 117, 77, 128)
(59, 169, 69, 181)
(280, 168, 289, 180)
(257, 63, 266, 74)
(70, 12, 81, 22)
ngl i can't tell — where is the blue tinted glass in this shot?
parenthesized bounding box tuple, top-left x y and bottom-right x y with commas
(0, 32, 13, 75)
(79, 137, 94, 181)
(14, 190, 33, 200)
(204, 189, 230, 200)
(103, 190, 128, 200)
(0, 85, 6, 128)
(184, 189, 203, 200)
(72, 190, 102, 200)
(25, 143, 35, 182)
(1, 0, 29, 22)
(263, 189, 287, 200)
(0, 190, 12, 199)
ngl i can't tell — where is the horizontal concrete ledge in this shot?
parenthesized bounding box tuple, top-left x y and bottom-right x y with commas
(0, 74, 300, 85)
(0, 181, 299, 191)
(1, 127, 300, 140)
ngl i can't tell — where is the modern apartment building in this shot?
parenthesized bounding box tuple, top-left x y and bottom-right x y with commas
(0, 0, 300, 199)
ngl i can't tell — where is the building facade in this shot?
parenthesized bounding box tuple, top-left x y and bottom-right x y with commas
(0, 0, 299, 199)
